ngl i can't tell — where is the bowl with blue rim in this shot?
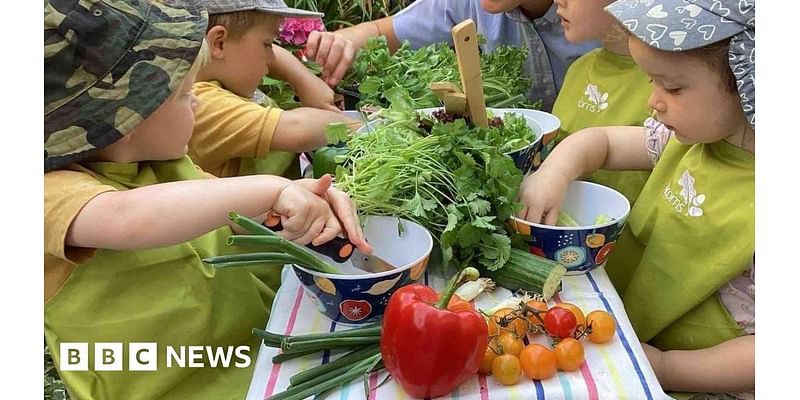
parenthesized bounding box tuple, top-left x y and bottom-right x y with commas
(509, 180, 630, 275)
(292, 216, 433, 325)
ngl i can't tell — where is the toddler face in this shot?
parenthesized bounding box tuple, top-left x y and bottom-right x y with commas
(554, 0, 616, 43)
(629, 37, 746, 146)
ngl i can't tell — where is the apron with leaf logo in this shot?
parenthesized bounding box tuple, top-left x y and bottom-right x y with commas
(605, 138, 754, 350)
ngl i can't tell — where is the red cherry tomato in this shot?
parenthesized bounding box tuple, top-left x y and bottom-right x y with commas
(544, 307, 577, 338)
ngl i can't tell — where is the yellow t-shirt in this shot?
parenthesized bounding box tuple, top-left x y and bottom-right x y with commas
(45, 167, 114, 302)
(191, 81, 294, 178)
(44, 163, 219, 302)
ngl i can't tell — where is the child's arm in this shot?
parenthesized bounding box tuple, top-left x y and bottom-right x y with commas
(518, 126, 653, 224)
(270, 108, 360, 152)
(65, 175, 349, 251)
(267, 45, 340, 112)
(642, 336, 755, 393)
(305, 17, 398, 86)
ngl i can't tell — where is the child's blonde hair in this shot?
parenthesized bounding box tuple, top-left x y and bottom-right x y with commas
(208, 11, 283, 39)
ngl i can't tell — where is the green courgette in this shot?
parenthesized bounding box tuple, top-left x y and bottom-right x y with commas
(478, 248, 565, 300)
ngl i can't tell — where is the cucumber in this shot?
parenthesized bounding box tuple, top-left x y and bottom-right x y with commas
(478, 248, 566, 300)
(557, 211, 580, 227)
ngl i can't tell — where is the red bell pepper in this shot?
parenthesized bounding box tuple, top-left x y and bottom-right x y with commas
(380, 267, 488, 398)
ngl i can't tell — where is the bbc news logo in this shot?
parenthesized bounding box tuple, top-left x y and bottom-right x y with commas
(59, 343, 252, 371)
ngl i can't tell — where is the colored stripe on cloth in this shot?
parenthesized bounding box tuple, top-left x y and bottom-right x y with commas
(585, 273, 653, 400)
(264, 285, 305, 398)
(521, 335, 546, 400)
(478, 374, 490, 400)
(562, 277, 628, 398)
(368, 371, 379, 399)
(321, 320, 338, 366)
(553, 292, 597, 400)
(296, 311, 322, 375)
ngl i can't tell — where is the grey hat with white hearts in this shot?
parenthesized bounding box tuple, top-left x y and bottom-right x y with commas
(606, 0, 755, 127)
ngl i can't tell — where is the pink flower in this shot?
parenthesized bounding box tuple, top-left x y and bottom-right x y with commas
(279, 17, 324, 46)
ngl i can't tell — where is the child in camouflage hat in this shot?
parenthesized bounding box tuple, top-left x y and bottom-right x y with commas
(44, 1, 370, 399)
(189, 0, 361, 179)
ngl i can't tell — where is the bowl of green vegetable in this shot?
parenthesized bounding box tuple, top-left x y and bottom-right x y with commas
(504, 109, 561, 166)
(291, 216, 433, 325)
(358, 107, 543, 174)
(509, 180, 630, 275)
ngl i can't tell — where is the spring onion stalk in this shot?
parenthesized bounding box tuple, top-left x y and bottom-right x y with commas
(289, 344, 380, 386)
(271, 348, 320, 364)
(283, 325, 381, 345)
(268, 353, 382, 400)
(227, 235, 340, 274)
(281, 336, 380, 353)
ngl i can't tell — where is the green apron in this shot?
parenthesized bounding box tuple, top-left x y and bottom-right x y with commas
(45, 156, 276, 400)
(605, 139, 753, 397)
(551, 48, 653, 205)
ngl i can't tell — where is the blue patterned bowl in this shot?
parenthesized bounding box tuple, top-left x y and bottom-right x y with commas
(292, 216, 433, 325)
(358, 108, 544, 174)
(503, 109, 561, 168)
(509, 181, 630, 275)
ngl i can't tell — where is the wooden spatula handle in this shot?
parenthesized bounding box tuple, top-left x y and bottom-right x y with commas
(451, 19, 488, 127)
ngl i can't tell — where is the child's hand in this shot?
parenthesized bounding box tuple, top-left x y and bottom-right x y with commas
(516, 168, 571, 226)
(295, 174, 373, 255)
(273, 176, 342, 246)
(295, 76, 340, 112)
(305, 31, 355, 87)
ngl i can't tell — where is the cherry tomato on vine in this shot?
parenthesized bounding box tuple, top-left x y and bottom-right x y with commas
(519, 344, 557, 380)
(497, 333, 524, 357)
(544, 307, 577, 338)
(492, 354, 522, 385)
(489, 308, 526, 337)
(554, 303, 585, 329)
(479, 344, 498, 374)
(525, 300, 548, 329)
(554, 338, 585, 371)
(586, 310, 616, 344)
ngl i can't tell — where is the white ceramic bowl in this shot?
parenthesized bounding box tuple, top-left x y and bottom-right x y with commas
(292, 216, 433, 324)
(509, 181, 630, 275)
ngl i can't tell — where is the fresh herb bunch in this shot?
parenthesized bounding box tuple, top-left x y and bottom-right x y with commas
(421, 110, 535, 153)
(338, 37, 539, 110)
(258, 77, 302, 110)
(334, 106, 526, 272)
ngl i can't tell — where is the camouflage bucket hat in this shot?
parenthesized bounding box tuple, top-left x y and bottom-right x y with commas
(44, 0, 208, 171)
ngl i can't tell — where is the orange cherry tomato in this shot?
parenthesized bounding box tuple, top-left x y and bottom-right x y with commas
(497, 333, 525, 357)
(554, 338, 585, 372)
(519, 344, 557, 380)
(492, 354, 522, 385)
(586, 310, 616, 344)
(554, 303, 586, 330)
(489, 308, 526, 337)
(524, 300, 549, 329)
(479, 343, 499, 374)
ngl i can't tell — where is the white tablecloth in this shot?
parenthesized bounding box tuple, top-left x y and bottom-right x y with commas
(247, 266, 671, 400)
